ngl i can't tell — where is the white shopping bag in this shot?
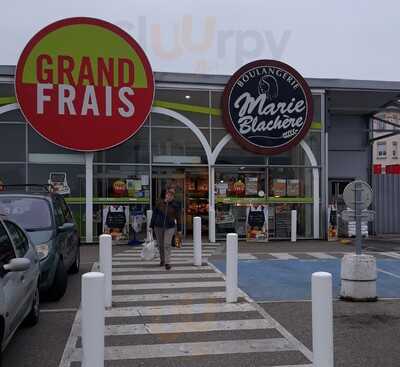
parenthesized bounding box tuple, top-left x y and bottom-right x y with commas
(140, 232, 158, 261)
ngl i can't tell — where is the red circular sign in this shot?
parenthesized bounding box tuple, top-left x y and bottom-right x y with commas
(15, 17, 154, 151)
(222, 60, 313, 155)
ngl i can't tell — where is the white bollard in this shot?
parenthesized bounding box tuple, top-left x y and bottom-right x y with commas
(291, 210, 297, 242)
(226, 233, 238, 303)
(99, 234, 112, 308)
(146, 210, 153, 241)
(193, 216, 202, 266)
(209, 208, 216, 243)
(312, 272, 334, 367)
(82, 272, 105, 367)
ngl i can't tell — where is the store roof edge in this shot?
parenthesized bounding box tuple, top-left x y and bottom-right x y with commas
(1, 65, 400, 92)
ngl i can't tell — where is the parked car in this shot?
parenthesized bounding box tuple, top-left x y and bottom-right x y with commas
(0, 185, 80, 301)
(0, 216, 40, 364)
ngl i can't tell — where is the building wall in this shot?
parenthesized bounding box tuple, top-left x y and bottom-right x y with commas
(372, 112, 400, 167)
(328, 114, 371, 181)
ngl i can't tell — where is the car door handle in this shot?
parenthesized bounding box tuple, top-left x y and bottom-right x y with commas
(20, 275, 25, 282)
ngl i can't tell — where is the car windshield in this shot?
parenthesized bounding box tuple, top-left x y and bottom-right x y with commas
(0, 197, 52, 230)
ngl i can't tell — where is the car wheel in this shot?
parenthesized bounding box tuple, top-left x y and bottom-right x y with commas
(47, 259, 68, 301)
(24, 286, 40, 326)
(68, 248, 80, 274)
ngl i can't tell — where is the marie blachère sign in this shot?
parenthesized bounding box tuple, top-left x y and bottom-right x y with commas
(222, 59, 313, 155)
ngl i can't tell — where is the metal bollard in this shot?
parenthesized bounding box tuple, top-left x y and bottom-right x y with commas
(99, 234, 112, 308)
(312, 272, 334, 367)
(226, 233, 238, 303)
(146, 210, 153, 241)
(209, 208, 216, 243)
(82, 272, 105, 367)
(193, 216, 202, 266)
(291, 210, 297, 242)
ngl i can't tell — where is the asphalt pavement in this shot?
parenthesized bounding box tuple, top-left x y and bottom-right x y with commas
(3, 240, 400, 367)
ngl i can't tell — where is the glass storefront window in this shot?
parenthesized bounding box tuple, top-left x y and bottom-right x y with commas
(28, 163, 85, 238)
(155, 89, 210, 128)
(0, 164, 26, 186)
(0, 124, 26, 161)
(151, 127, 208, 164)
(93, 165, 150, 241)
(94, 123, 149, 164)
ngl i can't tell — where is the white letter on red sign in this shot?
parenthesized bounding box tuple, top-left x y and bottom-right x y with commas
(37, 83, 53, 114)
(118, 87, 135, 118)
(82, 86, 100, 116)
(58, 84, 77, 115)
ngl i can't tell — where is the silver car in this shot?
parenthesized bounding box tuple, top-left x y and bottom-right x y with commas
(0, 216, 40, 363)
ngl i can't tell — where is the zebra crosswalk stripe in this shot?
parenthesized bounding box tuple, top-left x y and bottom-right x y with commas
(270, 253, 299, 260)
(59, 247, 312, 367)
(70, 338, 297, 361)
(112, 273, 221, 281)
(112, 281, 226, 291)
(104, 302, 255, 317)
(306, 252, 337, 259)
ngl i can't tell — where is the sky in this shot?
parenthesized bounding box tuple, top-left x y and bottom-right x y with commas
(2, 0, 399, 81)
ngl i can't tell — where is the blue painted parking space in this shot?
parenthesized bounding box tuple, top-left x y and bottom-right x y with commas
(210, 258, 400, 301)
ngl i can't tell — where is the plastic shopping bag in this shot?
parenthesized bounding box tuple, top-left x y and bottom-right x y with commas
(140, 233, 158, 261)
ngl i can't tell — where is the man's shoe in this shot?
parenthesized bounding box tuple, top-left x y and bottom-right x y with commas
(165, 264, 171, 270)
(160, 261, 165, 266)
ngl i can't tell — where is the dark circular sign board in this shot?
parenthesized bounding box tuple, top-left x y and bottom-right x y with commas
(222, 59, 313, 155)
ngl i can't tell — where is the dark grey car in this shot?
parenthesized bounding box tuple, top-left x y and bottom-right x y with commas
(0, 187, 80, 301)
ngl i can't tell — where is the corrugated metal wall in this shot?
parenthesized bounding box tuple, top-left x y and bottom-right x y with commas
(372, 175, 400, 234)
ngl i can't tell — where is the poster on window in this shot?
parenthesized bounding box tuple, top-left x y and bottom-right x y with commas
(246, 204, 268, 241)
(103, 205, 130, 242)
(327, 204, 338, 241)
(245, 176, 258, 196)
(272, 179, 286, 197)
(48, 172, 70, 195)
(287, 179, 300, 197)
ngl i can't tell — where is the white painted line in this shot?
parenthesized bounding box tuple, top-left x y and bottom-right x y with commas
(112, 291, 227, 303)
(112, 266, 213, 273)
(113, 281, 226, 291)
(112, 260, 195, 265)
(41, 308, 78, 313)
(269, 253, 299, 260)
(307, 252, 337, 260)
(71, 338, 295, 361)
(113, 253, 212, 259)
(58, 312, 80, 367)
(112, 273, 222, 281)
(379, 252, 400, 259)
(117, 251, 214, 255)
(238, 253, 257, 260)
(105, 302, 256, 318)
(377, 268, 400, 279)
(101, 319, 273, 336)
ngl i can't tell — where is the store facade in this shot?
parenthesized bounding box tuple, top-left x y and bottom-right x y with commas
(0, 66, 325, 242)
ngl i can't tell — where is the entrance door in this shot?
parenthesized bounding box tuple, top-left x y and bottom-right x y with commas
(329, 179, 352, 210)
(152, 167, 208, 238)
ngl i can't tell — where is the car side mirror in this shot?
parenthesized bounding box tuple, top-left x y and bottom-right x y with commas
(58, 222, 75, 233)
(3, 258, 31, 272)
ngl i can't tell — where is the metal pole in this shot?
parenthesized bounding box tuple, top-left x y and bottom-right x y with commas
(312, 272, 334, 367)
(99, 234, 112, 308)
(226, 233, 238, 303)
(146, 210, 153, 241)
(85, 152, 94, 243)
(291, 210, 297, 242)
(193, 216, 202, 266)
(82, 272, 105, 367)
(355, 182, 362, 255)
(209, 208, 216, 243)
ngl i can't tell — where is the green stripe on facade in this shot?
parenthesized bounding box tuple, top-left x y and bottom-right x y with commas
(0, 97, 17, 105)
(65, 197, 150, 205)
(215, 196, 313, 205)
(0, 95, 322, 130)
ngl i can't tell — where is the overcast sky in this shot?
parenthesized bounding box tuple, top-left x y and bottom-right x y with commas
(2, 0, 398, 81)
